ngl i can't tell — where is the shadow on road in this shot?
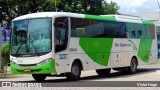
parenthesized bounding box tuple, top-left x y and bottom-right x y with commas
(20, 68, 160, 83)
(79, 68, 160, 80)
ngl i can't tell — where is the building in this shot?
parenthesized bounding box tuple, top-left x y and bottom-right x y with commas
(1, 20, 10, 45)
(129, 11, 160, 25)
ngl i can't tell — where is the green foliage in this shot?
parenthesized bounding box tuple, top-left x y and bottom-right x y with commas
(57, 0, 85, 13)
(102, 1, 120, 14)
(0, 0, 120, 22)
(82, 0, 104, 15)
(0, 0, 59, 22)
(1, 43, 10, 65)
(1, 43, 10, 58)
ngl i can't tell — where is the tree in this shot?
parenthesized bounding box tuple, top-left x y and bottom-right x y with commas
(57, 0, 85, 13)
(0, 0, 120, 22)
(57, 0, 119, 15)
(81, 0, 104, 15)
(0, 0, 59, 22)
(57, 0, 104, 15)
(1, 43, 10, 65)
(102, 1, 120, 15)
(0, 0, 9, 21)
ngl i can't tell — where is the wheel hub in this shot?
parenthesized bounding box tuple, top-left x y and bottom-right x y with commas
(72, 66, 79, 76)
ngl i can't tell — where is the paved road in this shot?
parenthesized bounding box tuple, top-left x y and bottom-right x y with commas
(1, 63, 160, 82)
(1, 63, 160, 90)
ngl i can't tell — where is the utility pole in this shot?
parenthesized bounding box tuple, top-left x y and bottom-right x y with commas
(157, 0, 160, 21)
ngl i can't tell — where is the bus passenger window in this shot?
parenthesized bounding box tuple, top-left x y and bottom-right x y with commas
(131, 30, 136, 37)
(137, 30, 142, 38)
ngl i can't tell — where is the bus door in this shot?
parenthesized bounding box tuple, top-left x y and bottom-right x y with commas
(54, 17, 70, 73)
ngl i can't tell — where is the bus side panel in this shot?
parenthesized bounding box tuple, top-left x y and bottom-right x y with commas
(110, 39, 140, 67)
(148, 40, 158, 64)
(60, 37, 157, 73)
(138, 38, 157, 65)
(67, 38, 112, 71)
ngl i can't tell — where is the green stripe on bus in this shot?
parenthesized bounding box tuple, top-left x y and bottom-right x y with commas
(79, 38, 113, 66)
(84, 14, 116, 21)
(10, 60, 56, 74)
(138, 39, 152, 62)
(142, 20, 154, 25)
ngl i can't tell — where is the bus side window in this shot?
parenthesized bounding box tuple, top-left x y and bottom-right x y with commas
(55, 17, 68, 52)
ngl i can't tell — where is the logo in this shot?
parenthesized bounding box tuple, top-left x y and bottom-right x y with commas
(69, 48, 77, 52)
(1, 82, 42, 87)
(2, 82, 11, 87)
(59, 54, 67, 59)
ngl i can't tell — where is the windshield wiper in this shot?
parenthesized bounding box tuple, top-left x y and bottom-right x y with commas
(15, 30, 28, 57)
(29, 35, 40, 56)
(15, 42, 24, 57)
(30, 42, 40, 56)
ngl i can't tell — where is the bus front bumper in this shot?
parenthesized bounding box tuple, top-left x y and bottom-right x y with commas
(10, 60, 56, 74)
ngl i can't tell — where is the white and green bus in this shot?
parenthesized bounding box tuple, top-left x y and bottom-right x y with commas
(10, 12, 157, 81)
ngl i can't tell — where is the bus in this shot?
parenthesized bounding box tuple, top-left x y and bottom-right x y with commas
(10, 12, 157, 81)
(156, 25, 160, 56)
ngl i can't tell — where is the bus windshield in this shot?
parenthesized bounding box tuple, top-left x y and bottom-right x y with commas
(10, 18, 52, 57)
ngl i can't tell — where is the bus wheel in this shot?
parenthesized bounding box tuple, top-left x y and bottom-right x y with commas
(32, 74, 47, 81)
(128, 57, 137, 74)
(66, 61, 81, 81)
(96, 68, 111, 76)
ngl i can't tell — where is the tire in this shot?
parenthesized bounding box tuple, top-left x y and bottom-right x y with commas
(65, 61, 81, 81)
(96, 68, 111, 76)
(32, 74, 47, 81)
(128, 57, 137, 74)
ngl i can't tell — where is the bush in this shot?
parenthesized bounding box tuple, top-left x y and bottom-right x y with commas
(1, 43, 10, 65)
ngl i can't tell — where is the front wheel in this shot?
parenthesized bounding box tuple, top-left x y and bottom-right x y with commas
(65, 61, 81, 81)
(32, 74, 47, 81)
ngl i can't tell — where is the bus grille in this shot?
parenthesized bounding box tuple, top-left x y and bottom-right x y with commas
(18, 64, 37, 67)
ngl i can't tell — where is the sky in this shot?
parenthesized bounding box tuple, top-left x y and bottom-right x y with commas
(106, 0, 159, 14)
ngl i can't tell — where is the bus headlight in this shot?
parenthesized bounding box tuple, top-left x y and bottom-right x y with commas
(37, 58, 53, 66)
(11, 61, 19, 66)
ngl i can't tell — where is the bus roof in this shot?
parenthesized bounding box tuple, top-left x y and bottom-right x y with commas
(12, 12, 154, 25)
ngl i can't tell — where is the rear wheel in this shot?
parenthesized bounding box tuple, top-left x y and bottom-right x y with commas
(65, 61, 81, 80)
(128, 57, 137, 74)
(32, 74, 47, 81)
(96, 68, 111, 76)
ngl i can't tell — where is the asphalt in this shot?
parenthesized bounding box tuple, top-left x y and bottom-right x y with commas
(1, 59, 160, 79)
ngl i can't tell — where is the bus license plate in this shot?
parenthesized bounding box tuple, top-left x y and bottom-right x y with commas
(24, 68, 31, 72)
